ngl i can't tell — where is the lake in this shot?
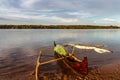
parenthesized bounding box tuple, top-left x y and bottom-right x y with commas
(0, 29, 120, 76)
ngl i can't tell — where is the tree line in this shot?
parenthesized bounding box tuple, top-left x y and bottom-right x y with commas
(0, 25, 119, 29)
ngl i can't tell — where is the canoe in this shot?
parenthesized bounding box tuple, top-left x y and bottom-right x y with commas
(54, 43, 88, 75)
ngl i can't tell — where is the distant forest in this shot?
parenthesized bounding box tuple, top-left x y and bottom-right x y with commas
(0, 25, 119, 29)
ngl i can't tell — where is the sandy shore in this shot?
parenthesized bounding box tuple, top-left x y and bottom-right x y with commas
(0, 64, 120, 80)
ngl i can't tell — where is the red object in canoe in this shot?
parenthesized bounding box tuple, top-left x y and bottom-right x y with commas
(67, 56, 88, 75)
(54, 53, 88, 75)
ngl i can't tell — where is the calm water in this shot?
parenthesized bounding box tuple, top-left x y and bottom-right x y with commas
(0, 29, 120, 74)
(0, 29, 120, 49)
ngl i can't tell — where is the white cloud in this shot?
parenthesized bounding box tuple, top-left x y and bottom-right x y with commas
(0, 10, 79, 24)
(103, 18, 116, 22)
(93, 18, 120, 25)
(20, 0, 40, 8)
(0, 7, 20, 13)
(68, 12, 93, 18)
(50, 16, 78, 23)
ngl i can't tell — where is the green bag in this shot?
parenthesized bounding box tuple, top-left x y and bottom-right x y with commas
(54, 45, 68, 56)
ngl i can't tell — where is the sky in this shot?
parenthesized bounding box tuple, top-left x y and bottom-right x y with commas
(0, 0, 120, 25)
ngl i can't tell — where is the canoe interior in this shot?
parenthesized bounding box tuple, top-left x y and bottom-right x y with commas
(54, 52, 88, 75)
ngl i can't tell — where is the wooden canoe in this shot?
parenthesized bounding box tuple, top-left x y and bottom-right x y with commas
(54, 43, 88, 75)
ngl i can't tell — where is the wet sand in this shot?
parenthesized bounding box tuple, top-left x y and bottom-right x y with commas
(0, 46, 120, 80)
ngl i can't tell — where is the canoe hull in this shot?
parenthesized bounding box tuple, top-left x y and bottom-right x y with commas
(54, 53, 88, 75)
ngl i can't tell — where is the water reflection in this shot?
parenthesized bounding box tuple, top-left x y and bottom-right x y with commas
(0, 29, 120, 73)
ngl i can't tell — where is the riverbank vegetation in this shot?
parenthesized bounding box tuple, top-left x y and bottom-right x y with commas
(0, 25, 119, 29)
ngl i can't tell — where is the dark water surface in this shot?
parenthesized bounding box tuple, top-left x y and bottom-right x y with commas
(0, 29, 120, 75)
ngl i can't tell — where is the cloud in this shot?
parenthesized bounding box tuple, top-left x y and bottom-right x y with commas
(49, 16, 78, 23)
(0, 10, 80, 25)
(68, 12, 93, 18)
(94, 18, 120, 26)
(20, 0, 40, 8)
(82, 0, 120, 16)
(103, 18, 116, 22)
(0, 0, 120, 25)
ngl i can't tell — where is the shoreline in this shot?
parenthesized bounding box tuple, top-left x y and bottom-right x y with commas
(0, 63, 120, 80)
(0, 46, 120, 80)
(0, 25, 119, 29)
